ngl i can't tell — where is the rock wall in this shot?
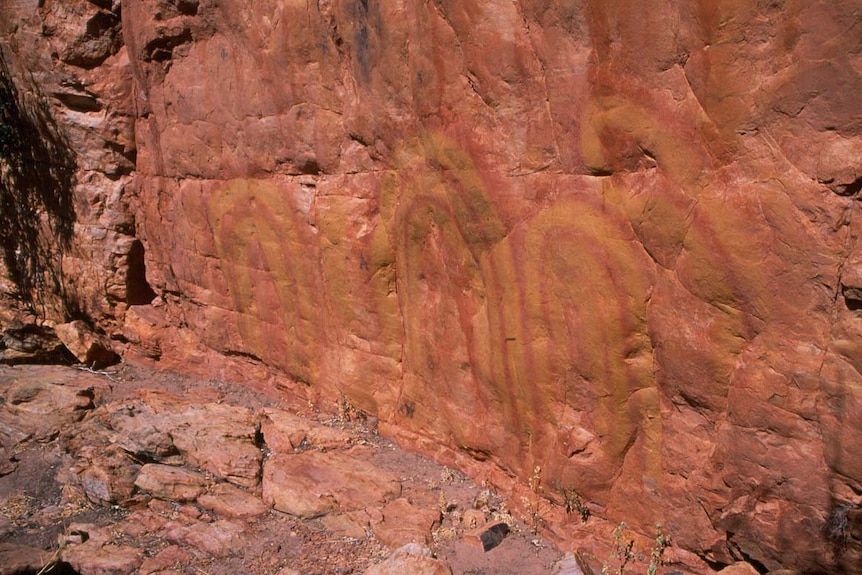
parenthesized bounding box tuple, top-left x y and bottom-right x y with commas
(2, 0, 862, 572)
(0, 0, 141, 334)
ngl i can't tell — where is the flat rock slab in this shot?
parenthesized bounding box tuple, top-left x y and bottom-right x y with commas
(63, 542, 144, 575)
(372, 498, 441, 548)
(102, 391, 261, 488)
(106, 403, 176, 460)
(259, 407, 353, 453)
(197, 482, 267, 518)
(365, 543, 453, 575)
(163, 519, 246, 557)
(263, 448, 401, 518)
(134, 463, 210, 501)
(154, 402, 261, 488)
(0, 368, 99, 440)
(73, 444, 140, 505)
(0, 543, 53, 575)
(138, 544, 190, 575)
(321, 513, 368, 539)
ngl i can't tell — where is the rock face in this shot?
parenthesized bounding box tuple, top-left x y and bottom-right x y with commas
(1, 1, 862, 573)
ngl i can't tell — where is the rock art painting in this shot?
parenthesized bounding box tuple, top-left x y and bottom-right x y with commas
(1, 0, 861, 572)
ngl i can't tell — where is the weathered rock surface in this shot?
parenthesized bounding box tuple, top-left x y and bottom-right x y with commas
(162, 518, 247, 557)
(0, 364, 562, 575)
(552, 553, 586, 575)
(197, 482, 267, 519)
(0, 365, 103, 441)
(364, 543, 453, 575)
(53, 320, 118, 369)
(72, 443, 140, 505)
(138, 544, 190, 575)
(262, 449, 402, 518)
(156, 401, 261, 488)
(371, 497, 441, 548)
(95, 390, 262, 488)
(63, 542, 144, 575)
(0, 323, 74, 366)
(1, 1, 862, 573)
(0, 543, 53, 575)
(134, 463, 210, 502)
(717, 564, 762, 575)
(260, 406, 354, 452)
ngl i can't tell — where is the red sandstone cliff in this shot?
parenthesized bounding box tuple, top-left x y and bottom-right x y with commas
(1, 1, 861, 572)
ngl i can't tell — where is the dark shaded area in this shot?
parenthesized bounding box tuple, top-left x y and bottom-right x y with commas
(52, 91, 102, 113)
(125, 240, 156, 305)
(472, 521, 509, 552)
(172, 0, 200, 16)
(841, 284, 862, 311)
(845, 296, 862, 312)
(298, 157, 321, 175)
(825, 499, 862, 574)
(59, 9, 123, 69)
(31, 563, 82, 575)
(726, 535, 769, 575)
(839, 175, 862, 197)
(0, 51, 78, 318)
(351, 0, 375, 80)
(0, 324, 77, 365)
(143, 27, 193, 62)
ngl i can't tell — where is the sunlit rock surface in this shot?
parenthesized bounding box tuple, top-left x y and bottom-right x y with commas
(1, 1, 861, 572)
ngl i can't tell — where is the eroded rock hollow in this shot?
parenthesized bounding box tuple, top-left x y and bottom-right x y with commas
(1, 0, 861, 572)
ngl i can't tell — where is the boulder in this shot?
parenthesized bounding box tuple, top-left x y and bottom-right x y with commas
(463, 521, 510, 553)
(54, 320, 118, 368)
(73, 444, 140, 505)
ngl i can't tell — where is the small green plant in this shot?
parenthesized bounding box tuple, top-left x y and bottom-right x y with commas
(561, 484, 591, 523)
(647, 523, 670, 575)
(602, 522, 670, 575)
(336, 392, 364, 424)
(520, 465, 545, 534)
(602, 522, 636, 575)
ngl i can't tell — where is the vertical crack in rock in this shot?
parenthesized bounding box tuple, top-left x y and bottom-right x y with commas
(125, 240, 157, 305)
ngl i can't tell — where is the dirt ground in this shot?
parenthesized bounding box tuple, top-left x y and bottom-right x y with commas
(0, 362, 567, 575)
